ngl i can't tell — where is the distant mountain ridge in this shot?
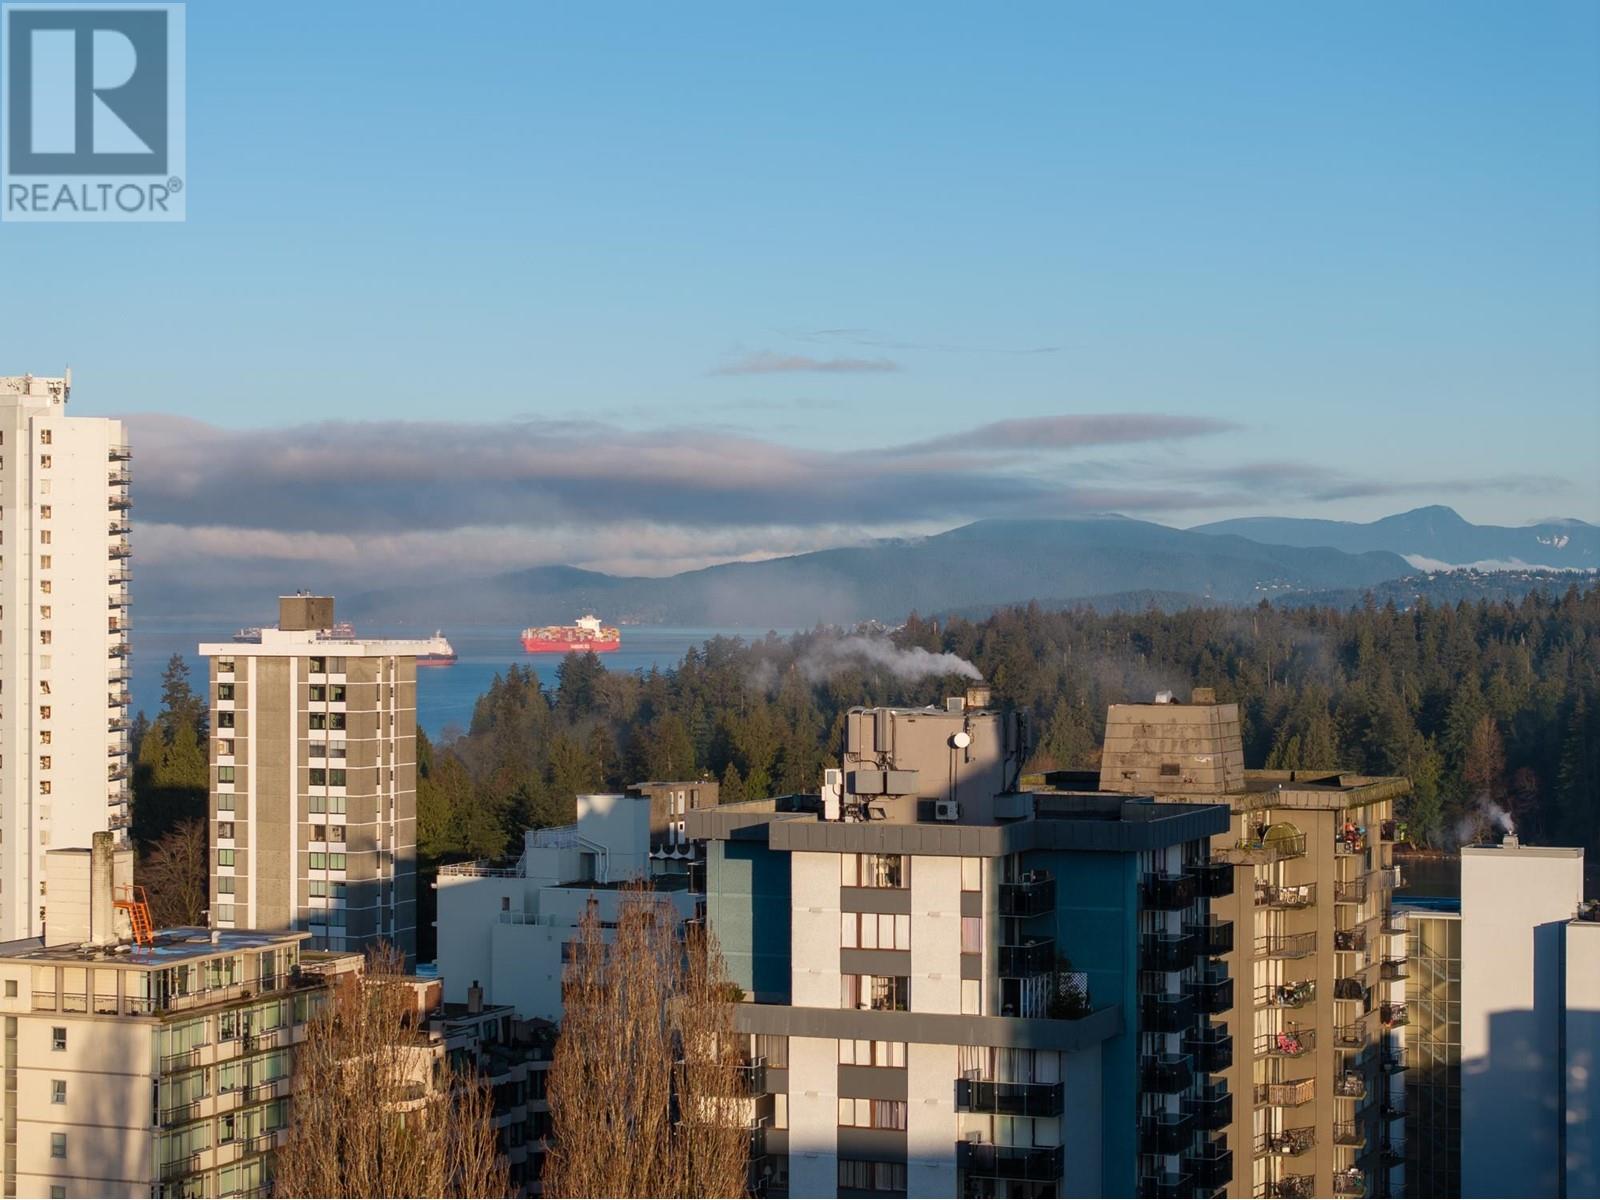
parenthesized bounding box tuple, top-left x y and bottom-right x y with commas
(1193, 506, 1598, 571)
(346, 515, 1411, 627)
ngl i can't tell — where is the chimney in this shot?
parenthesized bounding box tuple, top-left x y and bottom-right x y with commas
(964, 683, 992, 711)
(467, 980, 484, 1014)
(1191, 686, 1216, 705)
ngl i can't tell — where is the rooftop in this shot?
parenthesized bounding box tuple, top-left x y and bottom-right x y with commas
(1461, 842, 1584, 860)
(0, 926, 308, 968)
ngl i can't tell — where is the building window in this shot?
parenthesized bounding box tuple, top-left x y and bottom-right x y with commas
(38, 506, 49, 518)
(217, 822, 235, 840)
(961, 916, 983, 954)
(218, 658, 235, 674)
(217, 738, 234, 755)
(38, 629, 50, 645)
(217, 850, 235, 868)
(841, 974, 908, 1012)
(217, 766, 235, 784)
(49, 1132, 65, 1158)
(4, 980, 15, 997)
(309, 657, 325, 673)
(39, 529, 50, 545)
(837, 1097, 907, 1130)
(38, 429, 50, 445)
(838, 1161, 906, 1193)
(961, 857, 982, 891)
(217, 711, 235, 729)
(329, 853, 346, 871)
(842, 853, 907, 889)
(328, 685, 346, 703)
(962, 977, 981, 1014)
(38, 455, 50, 468)
(328, 768, 346, 787)
(217, 683, 234, 701)
(309, 768, 326, 786)
(39, 756, 50, 771)
(1160, 762, 1181, 777)
(215, 877, 235, 895)
(49, 1189, 64, 1200)
(38, 706, 50, 720)
(837, 1039, 905, 1068)
(840, 911, 911, 950)
(216, 793, 235, 812)
(214, 903, 235, 923)
(309, 685, 326, 702)
(51, 1026, 65, 1050)
(51, 1079, 65, 1104)
(38, 781, 50, 796)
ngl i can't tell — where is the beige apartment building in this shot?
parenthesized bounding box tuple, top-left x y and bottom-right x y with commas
(198, 595, 420, 962)
(1097, 692, 1409, 1200)
(0, 372, 132, 941)
(0, 833, 339, 1199)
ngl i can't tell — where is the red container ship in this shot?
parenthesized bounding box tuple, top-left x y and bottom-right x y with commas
(521, 614, 621, 654)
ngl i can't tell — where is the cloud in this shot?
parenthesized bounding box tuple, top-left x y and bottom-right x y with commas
(789, 328, 1061, 355)
(1178, 460, 1571, 503)
(710, 350, 900, 376)
(899, 414, 1239, 454)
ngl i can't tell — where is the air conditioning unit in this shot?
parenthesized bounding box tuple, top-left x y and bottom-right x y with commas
(934, 800, 961, 822)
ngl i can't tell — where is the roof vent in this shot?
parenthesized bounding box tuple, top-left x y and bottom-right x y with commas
(1155, 690, 1174, 704)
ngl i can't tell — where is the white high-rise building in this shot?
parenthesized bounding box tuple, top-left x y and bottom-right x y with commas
(0, 372, 131, 941)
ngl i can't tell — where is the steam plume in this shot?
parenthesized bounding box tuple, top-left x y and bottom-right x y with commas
(797, 635, 982, 683)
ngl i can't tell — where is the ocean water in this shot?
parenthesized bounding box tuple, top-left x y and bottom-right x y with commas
(130, 620, 783, 738)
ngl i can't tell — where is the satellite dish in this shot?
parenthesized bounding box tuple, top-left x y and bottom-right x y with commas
(951, 731, 972, 749)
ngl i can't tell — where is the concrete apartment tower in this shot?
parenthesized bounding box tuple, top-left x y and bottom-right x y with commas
(0, 372, 131, 941)
(198, 596, 418, 961)
(1459, 841, 1585, 1198)
(689, 691, 1238, 1199)
(1098, 691, 1410, 1200)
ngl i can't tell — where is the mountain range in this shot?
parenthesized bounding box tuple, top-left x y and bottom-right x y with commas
(345, 515, 1415, 628)
(1192, 506, 1598, 571)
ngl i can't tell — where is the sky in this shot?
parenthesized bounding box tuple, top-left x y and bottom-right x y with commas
(2, 0, 1596, 590)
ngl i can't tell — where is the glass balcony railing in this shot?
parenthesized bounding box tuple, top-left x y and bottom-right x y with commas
(1139, 1110, 1195, 1156)
(1137, 1171, 1196, 1200)
(955, 1078, 1064, 1118)
(956, 1142, 1063, 1183)
(1140, 1053, 1194, 1095)
(1184, 1140, 1233, 1192)
(1196, 861, 1234, 898)
(1187, 1082, 1232, 1132)
(1185, 917, 1234, 957)
(1142, 931, 1201, 973)
(998, 938, 1055, 977)
(999, 872, 1056, 918)
(1141, 871, 1198, 911)
(1187, 966, 1233, 1015)
(1140, 991, 1197, 1034)
(1185, 1024, 1233, 1073)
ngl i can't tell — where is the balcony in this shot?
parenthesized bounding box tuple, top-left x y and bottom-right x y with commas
(1380, 819, 1397, 841)
(1141, 871, 1198, 911)
(1142, 931, 1200, 973)
(1214, 830, 1307, 866)
(1334, 1019, 1368, 1049)
(1185, 1023, 1233, 1073)
(108, 520, 131, 537)
(1380, 958, 1408, 981)
(159, 1099, 203, 1128)
(1259, 1176, 1315, 1199)
(1383, 1048, 1407, 1073)
(108, 540, 131, 559)
(1188, 1082, 1232, 1132)
(956, 1142, 1063, 1183)
(1255, 1079, 1315, 1109)
(1140, 1053, 1194, 1095)
(1196, 861, 1234, 898)
(1256, 882, 1316, 909)
(1333, 1121, 1366, 1147)
(1258, 932, 1316, 960)
(1334, 876, 1370, 904)
(1140, 991, 1197, 1034)
(109, 445, 132, 462)
(1185, 917, 1234, 957)
(999, 871, 1056, 917)
(1137, 1171, 1196, 1200)
(1187, 965, 1233, 1015)
(1380, 1002, 1408, 1029)
(1335, 831, 1369, 855)
(1140, 1110, 1195, 1156)
(955, 1078, 1063, 1118)
(1184, 1139, 1233, 1192)
(1258, 979, 1316, 1009)
(1334, 1071, 1367, 1100)
(159, 1153, 201, 1184)
(108, 492, 131, 511)
(999, 937, 1055, 977)
(1334, 928, 1367, 953)
(1259, 1126, 1315, 1157)
(1333, 977, 1367, 1002)
(1257, 1027, 1315, 1059)
(1334, 1168, 1367, 1197)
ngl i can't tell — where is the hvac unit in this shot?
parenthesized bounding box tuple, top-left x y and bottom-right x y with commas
(934, 800, 961, 822)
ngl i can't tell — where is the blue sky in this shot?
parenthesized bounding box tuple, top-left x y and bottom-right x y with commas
(2, 0, 1596, 584)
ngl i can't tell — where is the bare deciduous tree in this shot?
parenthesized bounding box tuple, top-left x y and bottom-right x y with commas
(275, 946, 508, 1198)
(543, 885, 750, 1198)
(137, 817, 208, 927)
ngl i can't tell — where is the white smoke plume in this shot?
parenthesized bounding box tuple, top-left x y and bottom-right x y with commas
(1454, 796, 1517, 846)
(797, 636, 982, 684)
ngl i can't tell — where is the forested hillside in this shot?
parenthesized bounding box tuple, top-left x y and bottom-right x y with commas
(420, 586, 1600, 861)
